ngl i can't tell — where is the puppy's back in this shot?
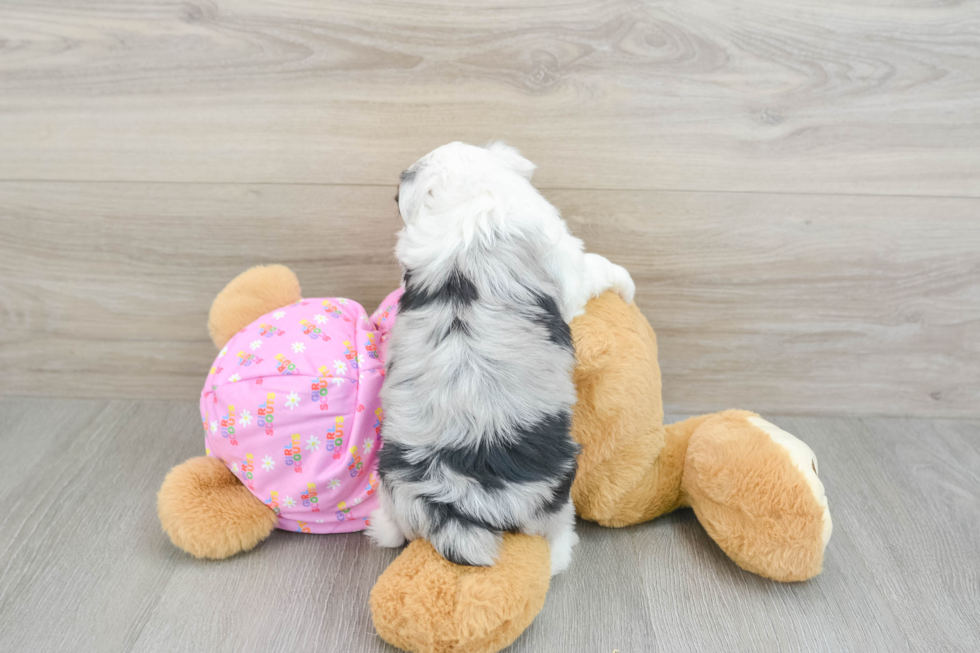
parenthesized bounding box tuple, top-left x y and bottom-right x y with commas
(378, 245, 579, 566)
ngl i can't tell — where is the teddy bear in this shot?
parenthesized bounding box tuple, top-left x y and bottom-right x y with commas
(369, 290, 832, 653)
(158, 264, 832, 653)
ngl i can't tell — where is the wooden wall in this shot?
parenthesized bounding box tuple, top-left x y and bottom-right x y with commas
(1, 0, 978, 417)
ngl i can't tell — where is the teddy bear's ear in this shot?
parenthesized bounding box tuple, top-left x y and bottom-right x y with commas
(485, 141, 536, 180)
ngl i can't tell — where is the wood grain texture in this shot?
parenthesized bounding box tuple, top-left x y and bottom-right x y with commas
(1, 0, 978, 195)
(2, 182, 977, 417)
(1, 400, 978, 652)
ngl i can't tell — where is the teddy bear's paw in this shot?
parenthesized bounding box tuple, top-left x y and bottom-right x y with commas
(745, 416, 832, 549)
(158, 456, 278, 559)
(370, 533, 551, 653)
(683, 411, 832, 582)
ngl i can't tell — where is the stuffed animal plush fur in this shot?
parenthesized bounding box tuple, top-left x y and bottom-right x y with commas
(158, 265, 831, 653)
(369, 291, 831, 653)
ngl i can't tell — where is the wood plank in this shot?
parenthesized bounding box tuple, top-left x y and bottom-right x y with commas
(780, 415, 980, 652)
(2, 181, 977, 417)
(600, 413, 980, 653)
(1, 401, 977, 652)
(0, 398, 402, 653)
(1, 0, 978, 195)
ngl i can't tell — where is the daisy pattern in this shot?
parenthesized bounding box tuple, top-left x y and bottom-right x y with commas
(306, 435, 321, 452)
(363, 438, 374, 452)
(337, 298, 348, 305)
(328, 478, 341, 490)
(240, 409, 253, 427)
(290, 341, 306, 354)
(218, 346, 228, 357)
(285, 391, 300, 409)
(283, 496, 296, 508)
(333, 360, 347, 374)
(249, 340, 262, 351)
(210, 420, 218, 434)
(331, 377, 345, 386)
(273, 311, 286, 320)
(261, 455, 275, 471)
(228, 373, 241, 383)
(231, 462, 239, 473)
(314, 314, 328, 324)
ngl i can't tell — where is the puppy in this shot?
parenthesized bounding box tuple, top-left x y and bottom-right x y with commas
(367, 142, 634, 575)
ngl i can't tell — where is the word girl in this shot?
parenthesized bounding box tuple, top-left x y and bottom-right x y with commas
(301, 482, 320, 512)
(342, 340, 360, 369)
(284, 434, 303, 473)
(325, 416, 345, 459)
(239, 453, 255, 491)
(311, 366, 330, 409)
(220, 405, 238, 446)
(364, 332, 380, 359)
(257, 392, 276, 436)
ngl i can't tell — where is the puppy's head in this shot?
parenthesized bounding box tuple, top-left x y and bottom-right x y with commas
(395, 142, 546, 258)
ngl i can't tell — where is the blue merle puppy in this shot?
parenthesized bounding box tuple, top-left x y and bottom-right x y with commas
(366, 141, 635, 574)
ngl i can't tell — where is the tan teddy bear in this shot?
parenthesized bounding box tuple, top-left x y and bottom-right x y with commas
(157, 266, 831, 653)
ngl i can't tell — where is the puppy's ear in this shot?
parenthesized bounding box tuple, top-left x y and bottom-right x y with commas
(485, 141, 536, 180)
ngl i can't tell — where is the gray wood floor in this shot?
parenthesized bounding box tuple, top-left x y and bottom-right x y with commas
(0, 398, 977, 652)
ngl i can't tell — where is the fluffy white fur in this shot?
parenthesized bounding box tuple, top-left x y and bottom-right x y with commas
(368, 141, 634, 575)
(394, 141, 634, 320)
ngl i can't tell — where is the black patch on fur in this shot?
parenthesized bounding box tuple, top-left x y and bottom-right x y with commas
(378, 413, 579, 494)
(400, 169, 416, 183)
(399, 269, 479, 313)
(376, 440, 424, 484)
(378, 413, 580, 566)
(428, 317, 470, 345)
(423, 501, 519, 566)
(542, 468, 576, 514)
(449, 317, 470, 336)
(437, 412, 579, 489)
(425, 498, 515, 533)
(441, 547, 485, 567)
(529, 293, 573, 350)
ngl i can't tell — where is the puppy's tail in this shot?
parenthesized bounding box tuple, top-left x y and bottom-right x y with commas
(428, 511, 502, 567)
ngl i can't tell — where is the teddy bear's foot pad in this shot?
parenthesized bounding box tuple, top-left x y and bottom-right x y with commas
(370, 533, 551, 653)
(684, 411, 832, 582)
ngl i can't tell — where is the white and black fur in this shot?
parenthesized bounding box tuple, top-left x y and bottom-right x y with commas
(367, 142, 634, 575)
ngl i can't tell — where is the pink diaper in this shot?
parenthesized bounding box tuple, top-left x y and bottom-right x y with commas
(200, 289, 402, 534)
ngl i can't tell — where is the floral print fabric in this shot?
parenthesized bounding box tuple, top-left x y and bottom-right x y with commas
(200, 289, 402, 534)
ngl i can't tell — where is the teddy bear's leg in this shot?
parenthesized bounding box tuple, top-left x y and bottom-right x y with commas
(369, 291, 644, 653)
(370, 533, 552, 653)
(208, 264, 302, 348)
(680, 410, 832, 582)
(156, 265, 299, 558)
(158, 455, 278, 559)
